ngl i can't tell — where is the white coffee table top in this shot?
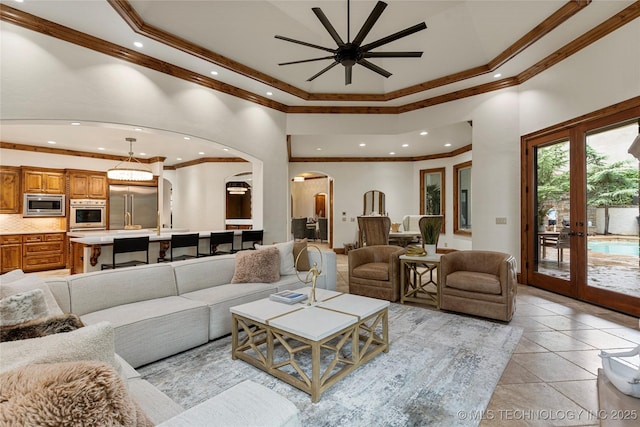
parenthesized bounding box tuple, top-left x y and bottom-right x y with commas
(268, 306, 357, 341)
(320, 293, 390, 320)
(230, 298, 303, 324)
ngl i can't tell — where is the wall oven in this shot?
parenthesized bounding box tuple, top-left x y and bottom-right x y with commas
(23, 194, 65, 217)
(69, 199, 106, 230)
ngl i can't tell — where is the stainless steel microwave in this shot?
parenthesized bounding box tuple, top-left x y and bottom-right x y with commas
(23, 194, 65, 217)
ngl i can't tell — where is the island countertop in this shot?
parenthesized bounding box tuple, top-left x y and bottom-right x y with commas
(68, 228, 240, 245)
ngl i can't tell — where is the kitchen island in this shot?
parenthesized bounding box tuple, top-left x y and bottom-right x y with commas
(68, 229, 245, 273)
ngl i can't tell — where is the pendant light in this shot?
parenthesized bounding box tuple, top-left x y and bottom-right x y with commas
(107, 137, 153, 181)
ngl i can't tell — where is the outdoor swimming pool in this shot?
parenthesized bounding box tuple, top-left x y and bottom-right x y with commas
(588, 240, 639, 257)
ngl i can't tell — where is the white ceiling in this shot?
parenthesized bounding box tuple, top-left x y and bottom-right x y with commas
(1, 0, 634, 163)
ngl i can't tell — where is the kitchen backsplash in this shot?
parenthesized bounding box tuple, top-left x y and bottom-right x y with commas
(0, 214, 66, 233)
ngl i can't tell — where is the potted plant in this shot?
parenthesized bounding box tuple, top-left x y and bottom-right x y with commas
(419, 215, 443, 255)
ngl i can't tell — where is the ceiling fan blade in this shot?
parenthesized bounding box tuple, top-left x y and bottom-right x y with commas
(278, 56, 335, 66)
(358, 59, 392, 78)
(360, 22, 427, 52)
(363, 51, 423, 58)
(275, 35, 335, 53)
(312, 7, 345, 47)
(345, 65, 353, 85)
(307, 61, 339, 82)
(352, 1, 387, 46)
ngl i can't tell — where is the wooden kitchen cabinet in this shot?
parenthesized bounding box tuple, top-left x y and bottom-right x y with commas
(0, 234, 23, 273)
(68, 170, 107, 199)
(22, 168, 65, 194)
(22, 232, 66, 272)
(0, 167, 21, 214)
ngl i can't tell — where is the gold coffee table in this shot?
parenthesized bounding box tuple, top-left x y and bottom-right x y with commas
(230, 288, 389, 402)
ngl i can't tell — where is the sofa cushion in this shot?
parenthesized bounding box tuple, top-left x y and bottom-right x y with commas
(0, 269, 25, 283)
(128, 378, 184, 425)
(81, 296, 209, 368)
(0, 274, 63, 315)
(0, 321, 122, 375)
(1, 313, 84, 342)
(0, 361, 153, 427)
(256, 240, 296, 275)
(172, 255, 237, 294)
(157, 380, 301, 427)
(231, 247, 280, 284)
(293, 239, 310, 271)
(445, 271, 502, 295)
(67, 263, 178, 316)
(0, 288, 50, 326)
(352, 262, 390, 281)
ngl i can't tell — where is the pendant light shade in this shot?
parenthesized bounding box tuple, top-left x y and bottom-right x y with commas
(107, 138, 153, 181)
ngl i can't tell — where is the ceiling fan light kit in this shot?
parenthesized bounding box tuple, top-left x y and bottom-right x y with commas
(275, 0, 427, 85)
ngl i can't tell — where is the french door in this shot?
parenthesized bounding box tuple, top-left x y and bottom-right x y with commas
(522, 102, 640, 316)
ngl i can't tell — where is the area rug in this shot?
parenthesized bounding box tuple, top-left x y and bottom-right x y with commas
(138, 304, 522, 427)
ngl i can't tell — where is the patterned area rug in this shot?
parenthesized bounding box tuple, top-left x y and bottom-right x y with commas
(139, 304, 522, 427)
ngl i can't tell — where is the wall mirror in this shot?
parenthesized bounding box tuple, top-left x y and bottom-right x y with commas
(420, 167, 445, 233)
(363, 190, 385, 215)
(454, 161, 472, 235)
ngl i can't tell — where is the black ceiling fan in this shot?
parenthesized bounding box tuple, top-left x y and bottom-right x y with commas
(275, 0, 427, 85)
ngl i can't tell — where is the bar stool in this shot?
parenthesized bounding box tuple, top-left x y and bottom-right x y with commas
(210, 231, 236, 255)
(239, 229, 263, 250)
(101, 236, 150, 270)
(159, 233, 203, 262)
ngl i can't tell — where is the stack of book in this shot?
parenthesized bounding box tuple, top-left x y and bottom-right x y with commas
(269, 290, 308, 304)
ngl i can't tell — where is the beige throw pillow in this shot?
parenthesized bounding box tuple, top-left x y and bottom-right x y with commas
(231, 247, 281, 283)
(255, 240, 296, 275)
(293, 239, 311, 271)
(0, 288, 50, 326)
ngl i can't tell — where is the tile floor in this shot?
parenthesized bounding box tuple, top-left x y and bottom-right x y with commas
(333, 250, 640, 427)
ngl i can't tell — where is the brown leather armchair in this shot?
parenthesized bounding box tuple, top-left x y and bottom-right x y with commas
(439, 250, 517, 322)
(349, 245, 405, 302)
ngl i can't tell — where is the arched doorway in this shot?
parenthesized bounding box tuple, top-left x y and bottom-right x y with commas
(291, 172, 333, 247)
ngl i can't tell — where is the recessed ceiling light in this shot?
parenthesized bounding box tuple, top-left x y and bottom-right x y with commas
(139, 152, 146, 156)
(176, 157, 182, 161)
(266, 91, 273, 96)
(444, 143, 452, 147)
(135, 128, 142, 131)
(359, 143, 366, 147)
(210, 71, 219, 76)
(493, 73, 502, 78)
(14, 0, 24, 3)
(223, 148, 229, 152)
(389, 152, 395, 155)
(420, 131, 428, 136)
(402, 144, 409, 147)
(70, 122, 81, 126)
(133, 41, 143, 48)
(183, 136, 191, 140)
(98, 147, 105, 151)
(198, 151, 205, 155)
(47, 140, 56, 145)
(316, 147, 322, 151)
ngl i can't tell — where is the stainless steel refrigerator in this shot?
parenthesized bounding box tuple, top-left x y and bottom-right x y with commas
(109, 185, 158, 230)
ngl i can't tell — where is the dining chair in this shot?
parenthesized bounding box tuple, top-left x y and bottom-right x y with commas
(210, 231, 235, 255)
(101, 236, 150, 270)
(291, 218, 307, 240)
(318, 217, 328, 242)
(239, 229, 264, 250)
(159, 233, 203, 262)
(357, 216, 391, 247)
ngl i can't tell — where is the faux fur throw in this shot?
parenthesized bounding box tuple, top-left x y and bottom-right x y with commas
(0, 288, 50, 326)
(0, 361, 154, 427)
(0, 313, 84, 342)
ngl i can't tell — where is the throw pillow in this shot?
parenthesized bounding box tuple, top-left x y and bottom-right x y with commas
(255, 240, 296, 275)
(0, 321, 122, 377)
(231, 247, 280, 283)
(0, 274, 64, 316)
(0, 361, 153, 427)
(293, 238, 311, 271)
(1, 313, 84, 342)
(0, 288, 50, 327)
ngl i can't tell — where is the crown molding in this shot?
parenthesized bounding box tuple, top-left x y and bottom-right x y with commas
(288, 143, 472, 163)
(0, 141, 164, 163)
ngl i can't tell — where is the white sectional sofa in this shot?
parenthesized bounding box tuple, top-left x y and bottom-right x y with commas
(34, 249, 336, 425)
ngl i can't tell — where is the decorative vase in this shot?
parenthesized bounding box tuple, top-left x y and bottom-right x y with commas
(391, 223, 401, 232)
(424, 244, 437, 255)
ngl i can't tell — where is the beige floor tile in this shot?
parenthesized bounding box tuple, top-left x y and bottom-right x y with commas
(523, 331, 596, 352)
(549, 379, 599, 415)
(601, 327, 640, 344)
(482, 383, 596, 426)
(597, 311, 640, 329)
(566, 313, 629, 329)
(498, 359, 543, 384)
(532, 315, 594, 331)
(514, 336, 550, 353)
(513, 304, 560, 317)
(561, 329, 637, 350)
(534, 302, 581, 316)
(555, 349, 605, 376)
(510, 316, 554, 332)
(511, 353, 595, 382)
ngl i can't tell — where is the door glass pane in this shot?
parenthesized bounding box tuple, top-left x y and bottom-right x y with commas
(535, 139, 570, 279)
(585, 122, 640, 298)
